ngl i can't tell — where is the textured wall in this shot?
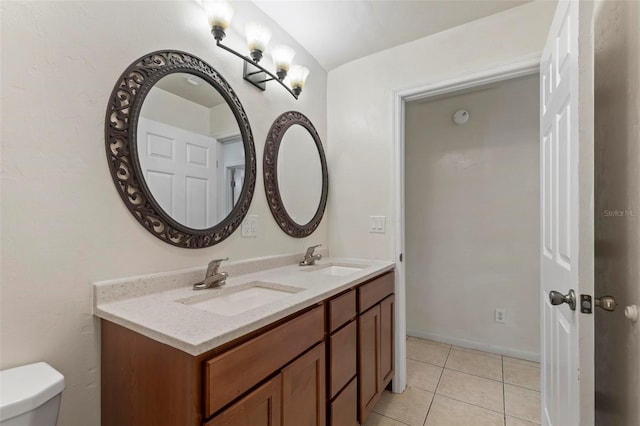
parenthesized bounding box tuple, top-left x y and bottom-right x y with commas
(0, 1, 327, 425)
(593, 0, 640, 424)
(405, 76, 540, 358)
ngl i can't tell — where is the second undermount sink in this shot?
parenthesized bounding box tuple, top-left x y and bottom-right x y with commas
(176, 281, 304, 316)
(303, 263, 366, 277)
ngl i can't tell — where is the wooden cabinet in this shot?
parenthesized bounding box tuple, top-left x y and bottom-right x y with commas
(357, 273, 395, 424)
(380, 295, 395, 385)
(205, 376, 282, 426)
(326, 288, 358, 426)
(282, 343, 326, 426)
(330, 378, 358, 426)
(101, 270, 394, 426)
(204, 307, 324, 417)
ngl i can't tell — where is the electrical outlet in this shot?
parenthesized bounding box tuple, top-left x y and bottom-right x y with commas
(242, 215, 258, 237)
(495, 308, 506, 324)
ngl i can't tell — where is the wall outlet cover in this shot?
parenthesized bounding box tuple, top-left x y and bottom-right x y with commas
(242, 215, 258, 237)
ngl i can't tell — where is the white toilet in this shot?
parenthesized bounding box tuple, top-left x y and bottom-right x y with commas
(0, 362, 65, 426)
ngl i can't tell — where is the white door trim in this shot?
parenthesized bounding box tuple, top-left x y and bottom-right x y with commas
(390, 52, 541, 393)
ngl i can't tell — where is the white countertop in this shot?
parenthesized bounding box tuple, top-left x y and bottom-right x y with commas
(93, 255, 394, 356)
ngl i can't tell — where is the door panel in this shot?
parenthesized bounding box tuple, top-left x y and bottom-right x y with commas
(138, 117, 219, 228)
(358, 305, 381, 423)
(380, 295, 395, 387)
(540, 1, 594, 425)
(205, 376, 282, 426)
(282, 343, 326, 426)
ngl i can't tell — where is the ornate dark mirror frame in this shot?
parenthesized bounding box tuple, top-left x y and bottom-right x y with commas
(105, 50, 256, 248)
(264, 111, 328, 238)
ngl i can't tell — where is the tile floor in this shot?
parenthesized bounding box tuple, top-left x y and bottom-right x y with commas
(365, 337, 541, 426)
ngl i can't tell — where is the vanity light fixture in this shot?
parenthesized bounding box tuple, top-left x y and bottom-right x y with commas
(204, 0, 308, 99)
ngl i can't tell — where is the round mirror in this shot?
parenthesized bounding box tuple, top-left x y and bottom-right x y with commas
(264, 111, 328, 238)
(105, 51, 256, 248)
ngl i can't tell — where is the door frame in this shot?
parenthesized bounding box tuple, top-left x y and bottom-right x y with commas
(390, 53, 541, 393)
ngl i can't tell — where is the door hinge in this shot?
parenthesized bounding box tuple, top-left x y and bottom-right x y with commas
(399, 253, 403, 262)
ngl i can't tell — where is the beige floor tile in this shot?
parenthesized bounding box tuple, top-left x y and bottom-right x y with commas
(452, 346, 502, 360)
(503, 356, 540, 368)
(364, 412, 410, 426)
(504, 384, 541, 424)
(407, 337, 450, 367)
(407, 359, 443, 392)
(506, 416, 539, 426)
(503, 360, 540, 391)
(445, 348, 503, 381)
(425, 395, 505, 426)
(373, 387, 434, 426)
(436, 369, 504, 413)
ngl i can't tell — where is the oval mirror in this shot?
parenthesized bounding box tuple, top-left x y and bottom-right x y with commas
(105, 51, 256, 248)
(264, 111, 328, 237)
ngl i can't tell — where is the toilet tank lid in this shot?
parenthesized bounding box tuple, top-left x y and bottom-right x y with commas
(0, 362, 65, 421)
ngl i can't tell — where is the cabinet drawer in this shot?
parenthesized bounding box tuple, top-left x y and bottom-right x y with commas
(330, 377, 358, 426)
(358, 272, 394, 313)
(204, 306, 324, 417)
(329, 320, 357, 398)
(328, 289, 356, 332)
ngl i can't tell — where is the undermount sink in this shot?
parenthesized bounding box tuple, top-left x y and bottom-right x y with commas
(303, 263, 366, 276)
(176, 281, 304, 316)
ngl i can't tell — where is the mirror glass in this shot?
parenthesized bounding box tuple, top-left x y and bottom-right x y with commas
(137, 73, 244, 230)
(276, 124, 323, 225)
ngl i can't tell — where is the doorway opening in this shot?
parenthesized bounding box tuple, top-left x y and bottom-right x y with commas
(391, 55, 541, 393)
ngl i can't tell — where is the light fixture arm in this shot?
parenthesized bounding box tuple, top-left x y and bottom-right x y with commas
(215, 40, 299, 99)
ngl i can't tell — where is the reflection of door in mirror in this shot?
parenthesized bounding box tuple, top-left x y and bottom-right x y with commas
(138, 117, 218, 229)
(137, 73, 244, 230)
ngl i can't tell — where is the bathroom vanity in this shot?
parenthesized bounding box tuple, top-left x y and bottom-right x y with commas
(95, 255, 394, 426)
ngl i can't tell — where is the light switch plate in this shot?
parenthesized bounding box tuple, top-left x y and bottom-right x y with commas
(369, 216, 386, 234)
(242, 215, 258, 237)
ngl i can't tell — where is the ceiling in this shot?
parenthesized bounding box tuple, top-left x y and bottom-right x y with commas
(252, 0, 533, 71)
(155, 73, 226, 108)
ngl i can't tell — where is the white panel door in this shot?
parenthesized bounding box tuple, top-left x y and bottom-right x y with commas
(138, 117, 219, 229)
(540, 1, 593, 425)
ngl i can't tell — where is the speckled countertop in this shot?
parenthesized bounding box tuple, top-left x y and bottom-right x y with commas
(93, 252, 394, 356)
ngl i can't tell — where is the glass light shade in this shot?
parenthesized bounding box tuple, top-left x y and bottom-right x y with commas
(271, 45, 296, 72)
(288, 65, 310, 89)
(245, 22, 272, 53)
(205, 1, 234, 30)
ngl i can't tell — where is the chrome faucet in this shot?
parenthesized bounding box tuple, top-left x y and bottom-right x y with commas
(193, 258, 229, 290)
(299, 245, 322, 266)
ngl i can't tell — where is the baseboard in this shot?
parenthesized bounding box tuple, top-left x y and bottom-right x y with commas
(407, 329, 540, 363)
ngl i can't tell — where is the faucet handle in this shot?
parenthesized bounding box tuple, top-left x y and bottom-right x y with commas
(206, 257, 229, 276)
(305, 245, 322, 256)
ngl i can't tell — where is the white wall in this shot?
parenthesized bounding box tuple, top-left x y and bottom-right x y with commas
(209, 102, 239, 138)
(141, 87, 211, 135)
(0, 1, 327, 425)
(593, 0, 640, 424)
(327, 0, 555, 260)
(405, 76, 540, 358)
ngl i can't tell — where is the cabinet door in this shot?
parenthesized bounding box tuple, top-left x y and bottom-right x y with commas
(205, 376, 281, 426)
(358, 304, 381, 423)
(380, 295, 395, 387)
(282, 343, 326, 426)
(329, 320, 357, 398)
